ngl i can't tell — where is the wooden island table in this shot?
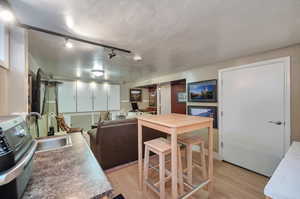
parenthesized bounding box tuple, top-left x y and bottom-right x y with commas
(138, 113, 214, 199)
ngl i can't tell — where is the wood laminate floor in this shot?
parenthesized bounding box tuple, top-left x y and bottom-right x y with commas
(106, 152, 268, 199)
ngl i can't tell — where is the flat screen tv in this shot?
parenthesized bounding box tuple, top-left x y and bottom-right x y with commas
(188, 106, 218, 128)
(188, 79, 217, 102)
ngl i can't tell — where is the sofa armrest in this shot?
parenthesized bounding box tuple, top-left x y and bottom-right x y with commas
(87, 129, 98, 154)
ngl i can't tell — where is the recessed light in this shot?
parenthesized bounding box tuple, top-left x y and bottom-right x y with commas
(91, 69, 104, 77)
(133, 54, 142, 61)
(65, 38, 73, 48)
(0, 9, 15, 23)
(65, 15, 74, 28)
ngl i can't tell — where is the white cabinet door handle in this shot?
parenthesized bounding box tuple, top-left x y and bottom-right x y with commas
(268, 121, 283, 125)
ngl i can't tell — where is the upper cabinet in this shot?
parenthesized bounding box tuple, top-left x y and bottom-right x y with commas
(108, 84, 120, 110)
(93, 84, 107, 111)
(58, 81, 77, 113)
(77, 81, 93, 112)
(58, 81, 120, 113)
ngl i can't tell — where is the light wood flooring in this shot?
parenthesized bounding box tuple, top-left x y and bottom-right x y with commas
(106, 152, 268, 199)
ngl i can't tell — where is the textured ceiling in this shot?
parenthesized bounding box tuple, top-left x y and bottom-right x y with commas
(8, 0, 300, 83)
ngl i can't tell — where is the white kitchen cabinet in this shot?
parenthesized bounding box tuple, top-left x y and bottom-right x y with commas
(58, 81, 77, 113)
(58, 81, 120, 113)
(107, 84, 120, 110)
(93, 84, 108, 111)
(76, 81, 93, 112)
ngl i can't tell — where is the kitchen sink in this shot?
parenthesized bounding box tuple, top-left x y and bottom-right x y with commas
(36, 135, 72, 153)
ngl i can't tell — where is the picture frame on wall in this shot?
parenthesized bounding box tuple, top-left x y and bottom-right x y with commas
(177, 92, 187, 103)
(0, 23, 10, 70)
(188, 79, 217, 102)
(130, 88, 142, 102)
(188, 106, 218, 128)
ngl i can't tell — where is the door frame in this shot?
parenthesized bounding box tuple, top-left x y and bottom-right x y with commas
(218, 56, 291, 159)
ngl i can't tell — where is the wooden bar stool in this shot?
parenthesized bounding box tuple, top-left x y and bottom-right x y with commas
(178, 135, 207, 184)
(144, 138, 184, 199)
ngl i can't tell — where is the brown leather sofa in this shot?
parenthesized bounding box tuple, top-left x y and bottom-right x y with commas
(88, 118, 166, 170)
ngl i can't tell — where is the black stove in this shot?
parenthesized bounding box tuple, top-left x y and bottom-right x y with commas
(0, 115, 37, 199)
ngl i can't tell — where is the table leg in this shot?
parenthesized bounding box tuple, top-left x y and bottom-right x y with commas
(208, 121, 214, 197)
(171, 129, 178, 199)
(138, 121, 143, 190)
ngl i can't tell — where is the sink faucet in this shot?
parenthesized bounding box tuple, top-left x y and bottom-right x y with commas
(27, 112, 42, 138)
(27, 112, 42, 120)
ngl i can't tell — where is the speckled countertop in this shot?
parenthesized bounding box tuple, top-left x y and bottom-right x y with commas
(22, 133, 113, 199)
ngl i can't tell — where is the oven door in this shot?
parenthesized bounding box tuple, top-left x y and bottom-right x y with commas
(0, 140, 37, 198)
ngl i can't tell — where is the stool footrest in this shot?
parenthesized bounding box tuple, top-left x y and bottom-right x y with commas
(180, 180, 210, 199)
(144, 179, 160, 195)
(148, 163, 172, 178)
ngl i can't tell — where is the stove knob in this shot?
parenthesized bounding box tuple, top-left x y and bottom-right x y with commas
(0, 140, 9, 153)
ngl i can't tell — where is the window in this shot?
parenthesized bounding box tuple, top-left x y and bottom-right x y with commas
(0, 23, 9, 69)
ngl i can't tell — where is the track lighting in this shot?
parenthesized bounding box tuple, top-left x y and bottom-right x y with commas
(0, 2, 131, 53)
(65, 38, 73, 48)
(108, 49, 116, 59)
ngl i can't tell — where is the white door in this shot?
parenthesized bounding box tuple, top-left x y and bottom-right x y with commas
(159, 83, 171, 115)
(107, 84, 120, 111)
(219, 57, 290, 176)
(58, 81, 76, 113)
(93, 84, 107, 111)
(77, 81, 93, 112)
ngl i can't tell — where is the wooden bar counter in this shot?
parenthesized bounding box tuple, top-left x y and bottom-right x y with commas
(137, 113, 214, 199)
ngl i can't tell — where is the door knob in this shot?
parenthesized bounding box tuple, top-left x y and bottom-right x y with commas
(268, 121, 283, 125)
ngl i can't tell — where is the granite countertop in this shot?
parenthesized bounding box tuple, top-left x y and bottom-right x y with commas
(22, 133, 113, 199)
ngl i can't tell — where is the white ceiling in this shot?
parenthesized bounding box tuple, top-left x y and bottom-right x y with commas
(8, 0, 300, 83)
(27, 30, 146, 83)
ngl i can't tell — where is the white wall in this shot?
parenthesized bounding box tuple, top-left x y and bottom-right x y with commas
(0, 26, 28, 115)
(120, 82, 150, 112)
(130, 44, 300, 152)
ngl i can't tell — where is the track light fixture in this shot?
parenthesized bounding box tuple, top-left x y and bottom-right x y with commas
(1, 1, 132, 54)
(65, 38, 73, 48)
(108, 49, 116, 59)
